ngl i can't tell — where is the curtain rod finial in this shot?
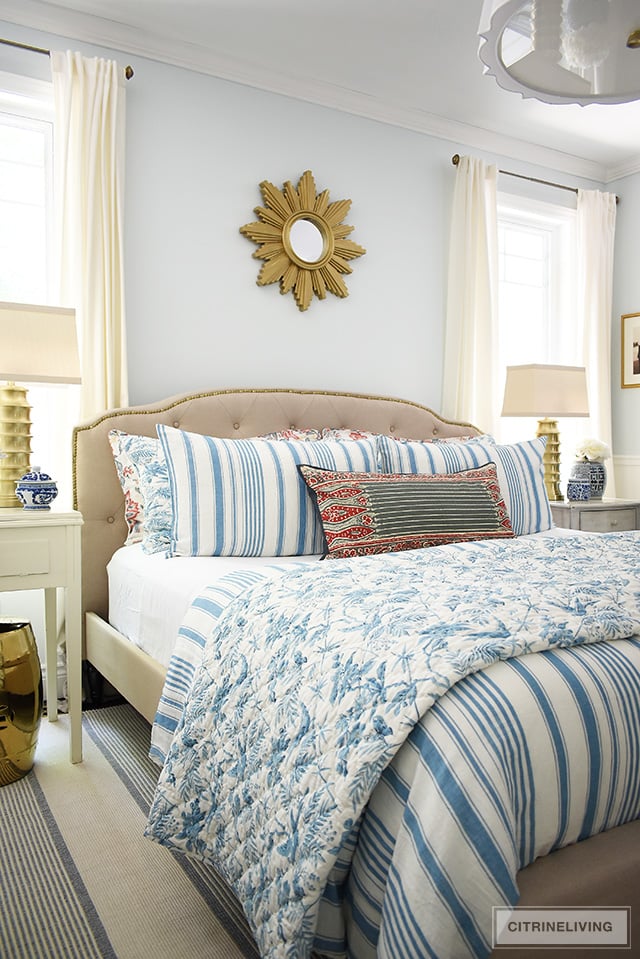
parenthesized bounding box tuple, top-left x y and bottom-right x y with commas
(451, 154, 460, 166)
(125, 65, 134, 80)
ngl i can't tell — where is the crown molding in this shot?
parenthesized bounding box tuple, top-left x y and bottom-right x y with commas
(0, 0, 629, 183)
(604, 156, 640, 184)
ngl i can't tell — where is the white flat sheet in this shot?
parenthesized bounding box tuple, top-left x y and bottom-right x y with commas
(107, 545, 322, 667)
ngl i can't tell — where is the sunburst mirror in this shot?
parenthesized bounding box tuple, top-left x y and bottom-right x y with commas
(240, 170, 366, 312)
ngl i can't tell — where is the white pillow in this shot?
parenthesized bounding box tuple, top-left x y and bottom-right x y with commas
(157, 426, 380, 557)
(376, 433, 552, 536)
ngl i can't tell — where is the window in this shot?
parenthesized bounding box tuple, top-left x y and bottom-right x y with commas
(496, 192, 581, 484)
(497, 194, 577, 370)
(0, 112, 51, 302)
(0, 71, 79, 506)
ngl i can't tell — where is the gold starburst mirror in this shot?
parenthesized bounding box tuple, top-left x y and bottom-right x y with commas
(240, 170, 366, 312)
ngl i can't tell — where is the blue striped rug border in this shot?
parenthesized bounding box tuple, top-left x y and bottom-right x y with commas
(83, 704, 259, 958)
(0, 763, 117, 959)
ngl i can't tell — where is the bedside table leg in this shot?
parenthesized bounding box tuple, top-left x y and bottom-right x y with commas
(66, 581, 83, 763)
(44, 587, 58, 722)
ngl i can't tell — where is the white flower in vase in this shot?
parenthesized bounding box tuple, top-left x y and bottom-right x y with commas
(574, 438, 611, 462)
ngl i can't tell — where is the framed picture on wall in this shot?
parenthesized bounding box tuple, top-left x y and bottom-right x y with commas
(621, 312, 640, 388)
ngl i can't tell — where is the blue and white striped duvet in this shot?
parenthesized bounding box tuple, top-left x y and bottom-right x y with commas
(146, 532, 640, 959)
(318, 638, 640, 958)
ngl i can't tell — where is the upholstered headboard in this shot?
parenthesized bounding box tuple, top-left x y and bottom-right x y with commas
(72, 387, 479, 626)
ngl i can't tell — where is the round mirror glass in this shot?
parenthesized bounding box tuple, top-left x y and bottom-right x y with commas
(289, 218, 325, 264)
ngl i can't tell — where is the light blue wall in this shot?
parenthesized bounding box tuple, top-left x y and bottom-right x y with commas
(2, 19, 639, 452)
(611, 172, 640, 457)
(122, 58, 455, 409)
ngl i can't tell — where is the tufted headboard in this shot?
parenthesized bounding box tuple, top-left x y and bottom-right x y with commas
(72, 387, 479, 626)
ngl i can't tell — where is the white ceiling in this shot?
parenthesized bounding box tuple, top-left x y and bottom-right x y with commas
(3, 0, 640, 181)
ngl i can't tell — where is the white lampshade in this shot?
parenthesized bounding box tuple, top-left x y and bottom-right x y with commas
(502, 363, 589, 503)
(0, 301, 80, 508)
(0, 302, 81, 384)
(502, 364, 590, 418)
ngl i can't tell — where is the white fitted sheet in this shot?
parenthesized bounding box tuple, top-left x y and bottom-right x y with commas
(107, 545, 322, 667)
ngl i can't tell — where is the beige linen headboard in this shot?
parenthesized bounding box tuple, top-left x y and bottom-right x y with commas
(72, 387, 479, 626)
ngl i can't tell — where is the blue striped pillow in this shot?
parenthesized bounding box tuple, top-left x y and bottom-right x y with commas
(157, 426, 380, 557)
(377, 433, 552, 536)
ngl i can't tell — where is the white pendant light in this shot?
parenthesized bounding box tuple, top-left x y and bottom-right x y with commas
(478, 0, 640, 105)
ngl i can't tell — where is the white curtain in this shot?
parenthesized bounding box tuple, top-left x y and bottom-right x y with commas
(51, 51, 128, 420)
(442, 155, 499, 434)
(576, 189, 617, 495)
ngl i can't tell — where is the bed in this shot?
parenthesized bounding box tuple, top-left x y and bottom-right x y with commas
(72, 387, 640, 959)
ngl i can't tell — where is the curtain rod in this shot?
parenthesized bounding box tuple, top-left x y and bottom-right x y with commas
(451, 153, 618, 203)
(0, 36, 134, 79)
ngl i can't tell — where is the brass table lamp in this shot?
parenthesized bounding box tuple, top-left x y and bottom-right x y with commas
(502, 364, 590, 502)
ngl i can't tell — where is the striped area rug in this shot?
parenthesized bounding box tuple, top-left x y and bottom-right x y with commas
(0, 770, 116, 959)
(0, 705, 259, 959)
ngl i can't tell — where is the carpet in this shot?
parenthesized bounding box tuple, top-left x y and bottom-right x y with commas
(0, 705, 260, 959)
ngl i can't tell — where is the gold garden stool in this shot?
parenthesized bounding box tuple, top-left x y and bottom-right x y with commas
(0, 619, 43, 785)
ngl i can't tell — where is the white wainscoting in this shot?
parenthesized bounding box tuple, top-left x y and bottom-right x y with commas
(613, 456, 640, 500)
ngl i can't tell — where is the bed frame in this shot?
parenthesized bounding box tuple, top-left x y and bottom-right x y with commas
(72, 387, 481, 721)
(72, 387, 639, 958)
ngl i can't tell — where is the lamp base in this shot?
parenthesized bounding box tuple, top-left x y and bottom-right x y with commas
(536, 417, 562, 502)
(0, 383, 32, 508)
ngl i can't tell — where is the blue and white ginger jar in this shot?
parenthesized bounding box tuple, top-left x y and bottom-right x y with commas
(587, 460, 607, 500)
(15, 467, 58, 510)
(566, 460, 591, 502)
(567, 458, 607, 502)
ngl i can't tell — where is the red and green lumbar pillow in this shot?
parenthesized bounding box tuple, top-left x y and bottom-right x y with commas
(298, 463, 514, 559)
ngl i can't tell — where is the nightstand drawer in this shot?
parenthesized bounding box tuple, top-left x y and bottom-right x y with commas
(579, 509, 637, 533)
(0, 527, 67, 581)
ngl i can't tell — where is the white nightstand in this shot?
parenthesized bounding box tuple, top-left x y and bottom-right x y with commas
(0, 509, 83, 763)
(550, 498, 640, 533)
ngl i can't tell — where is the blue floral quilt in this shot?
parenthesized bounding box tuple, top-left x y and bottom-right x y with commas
(146, 532, 640, 958)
